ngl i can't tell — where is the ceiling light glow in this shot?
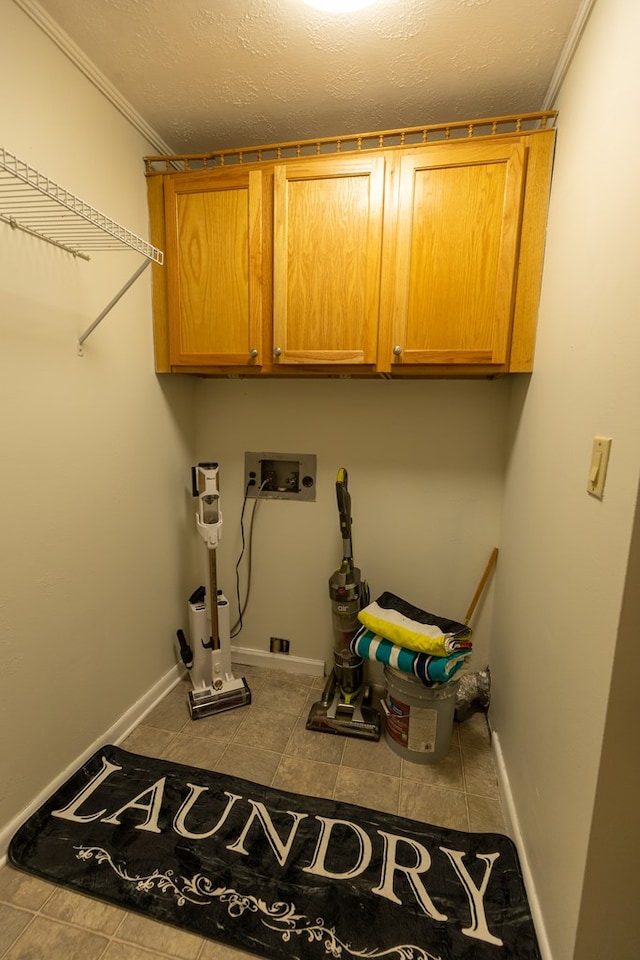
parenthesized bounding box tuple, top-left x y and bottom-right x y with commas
(303, 0, 378, 13)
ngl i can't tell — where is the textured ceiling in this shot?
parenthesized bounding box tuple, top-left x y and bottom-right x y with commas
(30, 0, 585, 154)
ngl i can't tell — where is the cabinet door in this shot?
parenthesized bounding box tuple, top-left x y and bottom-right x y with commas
(273, 156, 385, 366)
(164, 168, 266, 367)
(386, 141, 526, 370)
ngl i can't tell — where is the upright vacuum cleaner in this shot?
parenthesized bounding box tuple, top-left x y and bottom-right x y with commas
(306, 468, 381, 740)
(176, 463, 251, 720)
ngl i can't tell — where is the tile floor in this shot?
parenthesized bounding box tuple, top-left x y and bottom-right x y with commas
(0, 666, 505, 959)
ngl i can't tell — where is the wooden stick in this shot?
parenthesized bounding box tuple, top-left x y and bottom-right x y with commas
(464, 547, 499, 625)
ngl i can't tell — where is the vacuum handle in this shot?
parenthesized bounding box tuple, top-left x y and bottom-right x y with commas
(336, 468, 352, 553)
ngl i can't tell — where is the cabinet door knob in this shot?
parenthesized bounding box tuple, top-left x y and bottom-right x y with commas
(249, 348, 258, 359)
(273, 347, 282, 358)
(393, 345, 403, 356)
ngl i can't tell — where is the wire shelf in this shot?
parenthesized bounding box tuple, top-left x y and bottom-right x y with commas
(0, 146, 163, 264)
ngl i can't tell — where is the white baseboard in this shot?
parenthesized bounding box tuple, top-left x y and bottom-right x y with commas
(1, 652, 325, 864)
(491, 731, 553, 960)
(0, 663, 183, 864)
(231, 645, 325, 677)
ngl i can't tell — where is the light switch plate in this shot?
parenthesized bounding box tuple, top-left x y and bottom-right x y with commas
(587, 436, 612, 499)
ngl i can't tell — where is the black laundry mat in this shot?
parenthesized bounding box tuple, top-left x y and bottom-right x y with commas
(9, 745, 541, 960)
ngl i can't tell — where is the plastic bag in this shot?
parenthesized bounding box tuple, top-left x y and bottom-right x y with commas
(455, 668, 491, 722)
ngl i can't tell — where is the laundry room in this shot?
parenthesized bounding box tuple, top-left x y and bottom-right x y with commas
(1, 3, 639, 960)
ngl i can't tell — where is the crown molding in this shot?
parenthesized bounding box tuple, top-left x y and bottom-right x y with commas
(542, 0, 598, 110)
(13, 0, 174, 155)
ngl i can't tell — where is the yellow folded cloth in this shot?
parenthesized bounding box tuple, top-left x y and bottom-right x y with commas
(357, 591, 472, 658)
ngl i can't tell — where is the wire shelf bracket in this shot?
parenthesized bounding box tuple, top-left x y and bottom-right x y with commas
(0, 146, 164, 354)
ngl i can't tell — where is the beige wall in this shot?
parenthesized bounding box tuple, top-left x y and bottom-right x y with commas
(194, 377, 509, 672)
(573, 480, 640, 960)
(491, 1, 640, 958)
(0, 1, 195, 844)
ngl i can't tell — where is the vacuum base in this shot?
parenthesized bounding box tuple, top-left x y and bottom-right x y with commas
(188, 678, 251, 720)
(306, 687, 381, 741)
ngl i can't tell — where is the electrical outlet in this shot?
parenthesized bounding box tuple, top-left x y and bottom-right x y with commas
(270, 637, 290, 654)
(244, 452, 316, 501)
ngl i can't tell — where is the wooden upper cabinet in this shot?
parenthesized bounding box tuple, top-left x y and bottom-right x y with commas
(147, 116, 556, 376)
(272, 155, 385, 365)
(163, 167, 267, 367)
(381, 140, 527, 372)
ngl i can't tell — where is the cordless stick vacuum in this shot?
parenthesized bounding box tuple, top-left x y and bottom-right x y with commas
(306, 468, 381, 740)
(176, 463, 251, 720)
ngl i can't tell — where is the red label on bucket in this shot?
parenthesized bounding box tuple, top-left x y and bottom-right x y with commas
(386, 694, 438, 753)
(385, 694, 411, 746)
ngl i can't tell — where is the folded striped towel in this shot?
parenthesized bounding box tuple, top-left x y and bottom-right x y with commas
(357, 591, 472, 658)
(351, 628, 470, 685)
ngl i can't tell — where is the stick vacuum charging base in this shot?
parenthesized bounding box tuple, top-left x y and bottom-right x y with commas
(188, 678, 252, 720)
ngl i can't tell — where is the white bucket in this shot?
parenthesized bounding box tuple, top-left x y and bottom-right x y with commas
(383, 666, 459, 764)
